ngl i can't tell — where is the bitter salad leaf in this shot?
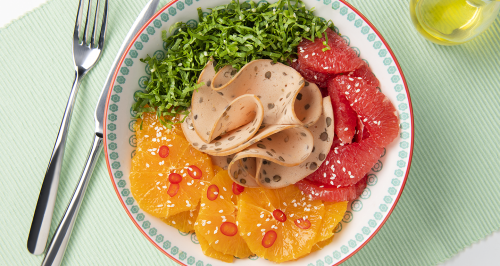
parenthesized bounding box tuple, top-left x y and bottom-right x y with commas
(133, 0, 334, 127)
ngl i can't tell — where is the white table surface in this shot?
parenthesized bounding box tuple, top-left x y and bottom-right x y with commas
(2, 1, 499, 265)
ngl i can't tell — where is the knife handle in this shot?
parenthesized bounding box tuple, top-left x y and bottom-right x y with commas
(27, 71, 83, 255)
(41, 135, 102, 266)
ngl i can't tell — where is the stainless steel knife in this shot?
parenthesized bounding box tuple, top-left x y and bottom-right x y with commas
(40, 1, 160, 265)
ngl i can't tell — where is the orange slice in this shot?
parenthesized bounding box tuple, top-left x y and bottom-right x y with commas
(197, 231, 233, 263)
(315, 201, 348, 242)
(162, 204, 200, 233)
(195, 170, 253, 259)
(312, 236, 334, 252)
(213, 165, 224, 175)
(237, 185, 325, 262)
(134, 112, 183, 145)
(130, 113, 214, 218)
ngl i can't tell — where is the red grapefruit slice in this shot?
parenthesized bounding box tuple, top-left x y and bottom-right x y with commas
(289, 59, 334, 89)
(349, 63, 380, 88)
(296, 176, 368, 202)
(306, 137, 383, 187)
(327, 79, 357, 144)
(333, 75, 399, 147)
(297, 28, 364, 74)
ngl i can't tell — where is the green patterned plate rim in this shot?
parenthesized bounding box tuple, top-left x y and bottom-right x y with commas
(103, 0, 414, 265)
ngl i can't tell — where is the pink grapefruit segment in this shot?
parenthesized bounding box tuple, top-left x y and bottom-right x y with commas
(296, 176, 368, 202)
(289, 58, 334, 89)
(349, 63, 380, 88)
(297, 28, 364, 74)
(327, 79, 357, 144)
(306, 137, 383, 187)
(333, 75, 399, 147)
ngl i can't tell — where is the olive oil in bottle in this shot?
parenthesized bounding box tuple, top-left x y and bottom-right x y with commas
(410, 0, 500, 45)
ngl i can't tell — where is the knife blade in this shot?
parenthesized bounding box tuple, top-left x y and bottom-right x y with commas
(40, 1, 160, 265)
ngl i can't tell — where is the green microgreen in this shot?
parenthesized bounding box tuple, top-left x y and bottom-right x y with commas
(132, 0, 334, 127)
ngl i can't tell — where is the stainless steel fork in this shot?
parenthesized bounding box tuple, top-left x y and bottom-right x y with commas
(27, 0, 108, 256)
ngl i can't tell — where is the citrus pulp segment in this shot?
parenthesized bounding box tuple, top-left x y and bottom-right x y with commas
(162, 204, 200, 233)
(197, 232, 234, 263)
(130, 113, 214, 218)
(316, 201, 348, 242)
(195, 170, 253, 259)
(237, 185, 325, 262)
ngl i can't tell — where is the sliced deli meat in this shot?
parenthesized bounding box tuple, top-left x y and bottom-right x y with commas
(182, 60, 335, 188)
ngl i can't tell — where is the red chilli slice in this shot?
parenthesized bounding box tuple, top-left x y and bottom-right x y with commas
(272, 209, 287, 222)
(158, 145, 169, 158)
(294, 218, 311, 229)
(220, 222, 238, 236)
(262, 230, 278, 248)
(168, 173, 182, 184)
(207, 184, 219, 201)
(167, 183, 180, 197)
(232, 182, 245, 195)
(187, 165, 202, 179)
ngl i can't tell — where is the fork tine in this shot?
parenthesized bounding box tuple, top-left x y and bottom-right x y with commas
(73, 0, 85, 39)
(98, 0, 109, 50)
(82, 0, 93, 44)
(90, 0, 101, 48)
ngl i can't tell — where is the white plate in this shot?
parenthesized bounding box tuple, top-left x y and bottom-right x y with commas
(103, 0, 414, 265)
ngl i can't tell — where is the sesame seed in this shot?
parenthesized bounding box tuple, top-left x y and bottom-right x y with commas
(265, 218, 270, 222)
(261, 229, 266, 232)
(283, 202, 287, 206)
(219, 210, 223, 213)
(312, 53, 316, 56)
(343, 167, 346, 172)
(257, 224, 261, 227)
(215, 240, 219, 244)
(201, 203, 205, 207)
(223, 187, 227, 191)
(305, 55, 309, 58)
(326, 161, 329, 165)
(172, 221, 176, 224)
(247, 232, 251, 236)
(260, 213, 264, 218)
(207, 221, 211, 224)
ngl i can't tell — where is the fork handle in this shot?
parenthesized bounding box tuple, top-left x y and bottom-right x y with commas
(28, 71, 84, 255)
(41, 134, 102, 266)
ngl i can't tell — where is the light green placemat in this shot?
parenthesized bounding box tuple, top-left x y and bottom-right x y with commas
(1, 0, 499, 265)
